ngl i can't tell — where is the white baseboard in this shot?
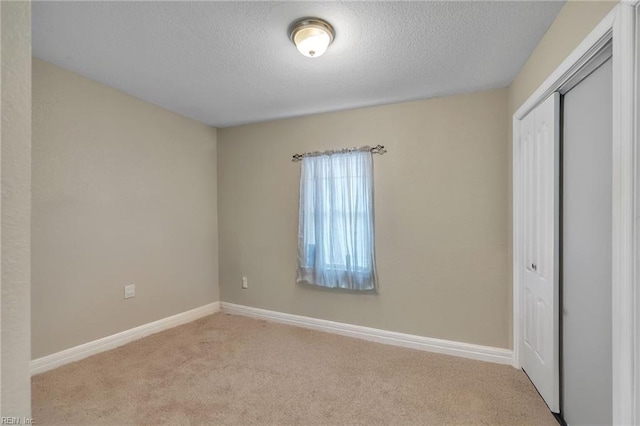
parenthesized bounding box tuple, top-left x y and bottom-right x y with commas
(221, 302, 513, 365)
(31, 302, 221, 375)
(31, 301, 513, 375)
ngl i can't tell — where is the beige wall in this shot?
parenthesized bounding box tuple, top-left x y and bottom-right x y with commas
(218, 88, 509, 349)
(505, 0, 617, 347)
(32, 59, 219, 358)
(1, 0, 32, 416)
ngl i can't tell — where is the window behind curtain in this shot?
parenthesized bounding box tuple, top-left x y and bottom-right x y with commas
(296, 149, 377, 290)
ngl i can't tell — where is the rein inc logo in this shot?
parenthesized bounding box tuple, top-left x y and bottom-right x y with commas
(1, 418, 33, 425)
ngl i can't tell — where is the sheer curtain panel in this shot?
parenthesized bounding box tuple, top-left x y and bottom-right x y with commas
(296, 149, 377, 290)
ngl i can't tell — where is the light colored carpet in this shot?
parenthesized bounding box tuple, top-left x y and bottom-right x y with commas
(33, 313, 557, 425)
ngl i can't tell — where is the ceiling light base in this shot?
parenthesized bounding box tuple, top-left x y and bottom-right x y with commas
(289, 18, 335, 58)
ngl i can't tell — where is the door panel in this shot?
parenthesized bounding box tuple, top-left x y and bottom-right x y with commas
(562, 57, 612, 426)
(520, 92, 560, 413)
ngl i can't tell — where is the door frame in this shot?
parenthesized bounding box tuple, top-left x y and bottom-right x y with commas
(512, 2, 639, 424)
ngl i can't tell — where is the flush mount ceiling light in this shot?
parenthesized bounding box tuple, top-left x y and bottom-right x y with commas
(289, 18, 335, 58)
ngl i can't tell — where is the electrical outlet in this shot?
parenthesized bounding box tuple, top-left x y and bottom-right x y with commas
(242, 277, 248, 289)
(124, 284, 136, 299)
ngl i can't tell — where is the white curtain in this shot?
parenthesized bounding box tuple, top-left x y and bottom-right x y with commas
(296, 149, 377, 290)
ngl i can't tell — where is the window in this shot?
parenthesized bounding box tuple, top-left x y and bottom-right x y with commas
(296, 149, 377, 290)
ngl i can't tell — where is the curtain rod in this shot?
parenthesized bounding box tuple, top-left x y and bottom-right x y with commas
(291, 145, 387, 162)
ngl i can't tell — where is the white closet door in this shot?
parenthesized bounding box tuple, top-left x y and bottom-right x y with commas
(520, 92, 560, 413)
(562, 57, 612, 426)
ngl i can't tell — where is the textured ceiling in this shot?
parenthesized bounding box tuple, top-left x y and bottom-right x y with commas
(32, 1, 565, 128)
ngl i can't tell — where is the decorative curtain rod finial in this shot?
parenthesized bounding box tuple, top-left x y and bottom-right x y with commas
(370, 145, 387, 155)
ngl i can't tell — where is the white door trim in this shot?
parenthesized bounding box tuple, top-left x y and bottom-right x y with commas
(612, 2, 638, 424)
(635, 5, 640, 424)
(512, 3, 638, 424)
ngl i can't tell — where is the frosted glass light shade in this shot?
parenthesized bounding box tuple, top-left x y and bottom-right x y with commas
(289, 19, 334, 58)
